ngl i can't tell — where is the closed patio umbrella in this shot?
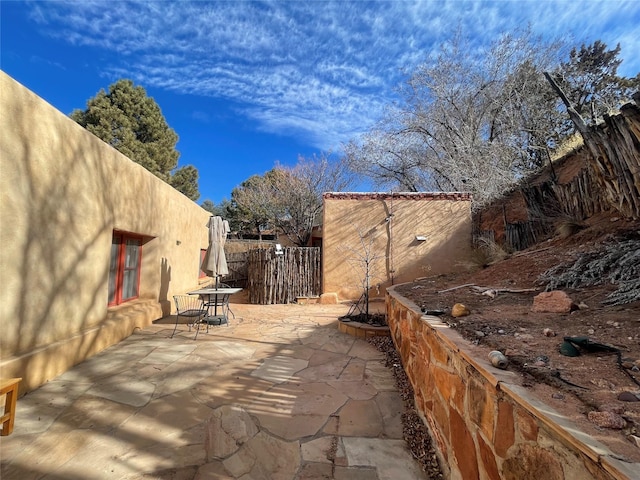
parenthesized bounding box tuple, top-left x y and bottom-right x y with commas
(201, 216, 230, 288)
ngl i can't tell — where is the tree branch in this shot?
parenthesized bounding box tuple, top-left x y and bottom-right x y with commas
(543, 72, 588, 134)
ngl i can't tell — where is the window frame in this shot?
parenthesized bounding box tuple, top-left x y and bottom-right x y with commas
(108, 231, 143, 307)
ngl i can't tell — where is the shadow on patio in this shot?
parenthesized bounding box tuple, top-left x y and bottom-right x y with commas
(0, 302, 428, 480)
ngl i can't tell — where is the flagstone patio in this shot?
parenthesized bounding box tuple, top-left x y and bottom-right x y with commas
(0, 300, 428, 480)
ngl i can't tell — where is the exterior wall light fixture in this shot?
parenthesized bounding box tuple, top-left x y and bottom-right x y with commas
(415, 235, 427, 242)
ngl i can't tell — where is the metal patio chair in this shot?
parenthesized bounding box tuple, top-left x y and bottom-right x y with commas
(172, 295, 208, 339)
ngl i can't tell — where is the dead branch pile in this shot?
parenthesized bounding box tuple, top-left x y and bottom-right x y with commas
(538, 237, 640, 305)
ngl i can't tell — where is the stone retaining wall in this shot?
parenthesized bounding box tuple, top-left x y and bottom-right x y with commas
(386, 287, 639, 480)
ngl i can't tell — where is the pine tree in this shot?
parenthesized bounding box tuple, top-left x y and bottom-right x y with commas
(71, 79, 200, 200)
(556, 41, 639, 123)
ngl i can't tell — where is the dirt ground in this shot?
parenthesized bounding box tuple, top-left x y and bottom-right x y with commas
(394, 214, 640, 463)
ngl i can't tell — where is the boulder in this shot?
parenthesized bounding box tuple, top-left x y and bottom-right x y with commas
(451, 303, 470, 317)
(531, 290, 577, 313)
(587, 411, 626, 429)
(618, 391, 640, 402)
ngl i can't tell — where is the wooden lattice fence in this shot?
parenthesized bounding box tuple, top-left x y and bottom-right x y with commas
(247, 247, 321, 304)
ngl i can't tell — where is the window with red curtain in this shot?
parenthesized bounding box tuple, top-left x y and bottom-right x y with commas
(108, 231, 143, 306)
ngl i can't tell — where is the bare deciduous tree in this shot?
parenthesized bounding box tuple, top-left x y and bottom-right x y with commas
(343, 29, 565, 206)
(231, 172, 281, 240)
(230, 153, 355, 245)
(338, 226, 386, 320)
(273, 153, 356, 246)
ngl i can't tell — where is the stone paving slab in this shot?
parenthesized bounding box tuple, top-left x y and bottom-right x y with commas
(342, 437, 425, 480)
(251, 355, 309, 384)
(0, 302, 428, 480)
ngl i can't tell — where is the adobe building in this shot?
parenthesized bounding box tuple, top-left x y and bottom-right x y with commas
(0, 72, 212, 393)
(322, 192, 474, 301)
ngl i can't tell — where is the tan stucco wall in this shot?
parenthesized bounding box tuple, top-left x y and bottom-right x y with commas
(0, 71, 211, 392)
(322, 192, 473, 301)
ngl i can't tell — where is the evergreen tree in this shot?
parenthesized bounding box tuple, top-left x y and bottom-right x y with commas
(71, 79, 200, 200)
(555, 41, 639, 124)
(170, 165, 200, 201)
(200, 200, 218, 214)
(201, 199, 239, 229)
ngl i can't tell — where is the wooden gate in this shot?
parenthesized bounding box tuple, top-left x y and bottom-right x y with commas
(247, 247, 321, 304)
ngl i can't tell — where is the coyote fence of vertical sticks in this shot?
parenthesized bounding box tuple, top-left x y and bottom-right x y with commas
(247, 247, 321, 304)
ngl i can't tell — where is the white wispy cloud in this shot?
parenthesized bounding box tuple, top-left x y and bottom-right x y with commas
(27, 0, 640, 150)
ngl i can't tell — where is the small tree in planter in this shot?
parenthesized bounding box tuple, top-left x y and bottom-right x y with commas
(339, 226, 387, 324)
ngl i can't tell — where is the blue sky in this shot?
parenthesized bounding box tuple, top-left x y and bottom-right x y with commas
(2, 1, 639, 205)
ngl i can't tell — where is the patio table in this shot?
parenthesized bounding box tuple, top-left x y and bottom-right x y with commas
(188, 287, 242, 326)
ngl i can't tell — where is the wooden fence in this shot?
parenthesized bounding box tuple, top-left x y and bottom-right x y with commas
(581, 98, 640, 220)
(247, 247, 321, 304)
(224, 251, 249, 287)
(473, 98, 640, 252)
(505, 220, 553, 252)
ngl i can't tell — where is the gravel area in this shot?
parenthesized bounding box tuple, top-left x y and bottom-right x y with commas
(368, 336, 445, 479)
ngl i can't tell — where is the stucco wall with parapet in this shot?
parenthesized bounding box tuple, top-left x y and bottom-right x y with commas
(322, 192, 473, 301)
(0, 71, 211, 392)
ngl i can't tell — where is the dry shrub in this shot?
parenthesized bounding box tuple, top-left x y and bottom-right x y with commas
(460, 238, 510, 270)
(555, 219, 586, 239)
